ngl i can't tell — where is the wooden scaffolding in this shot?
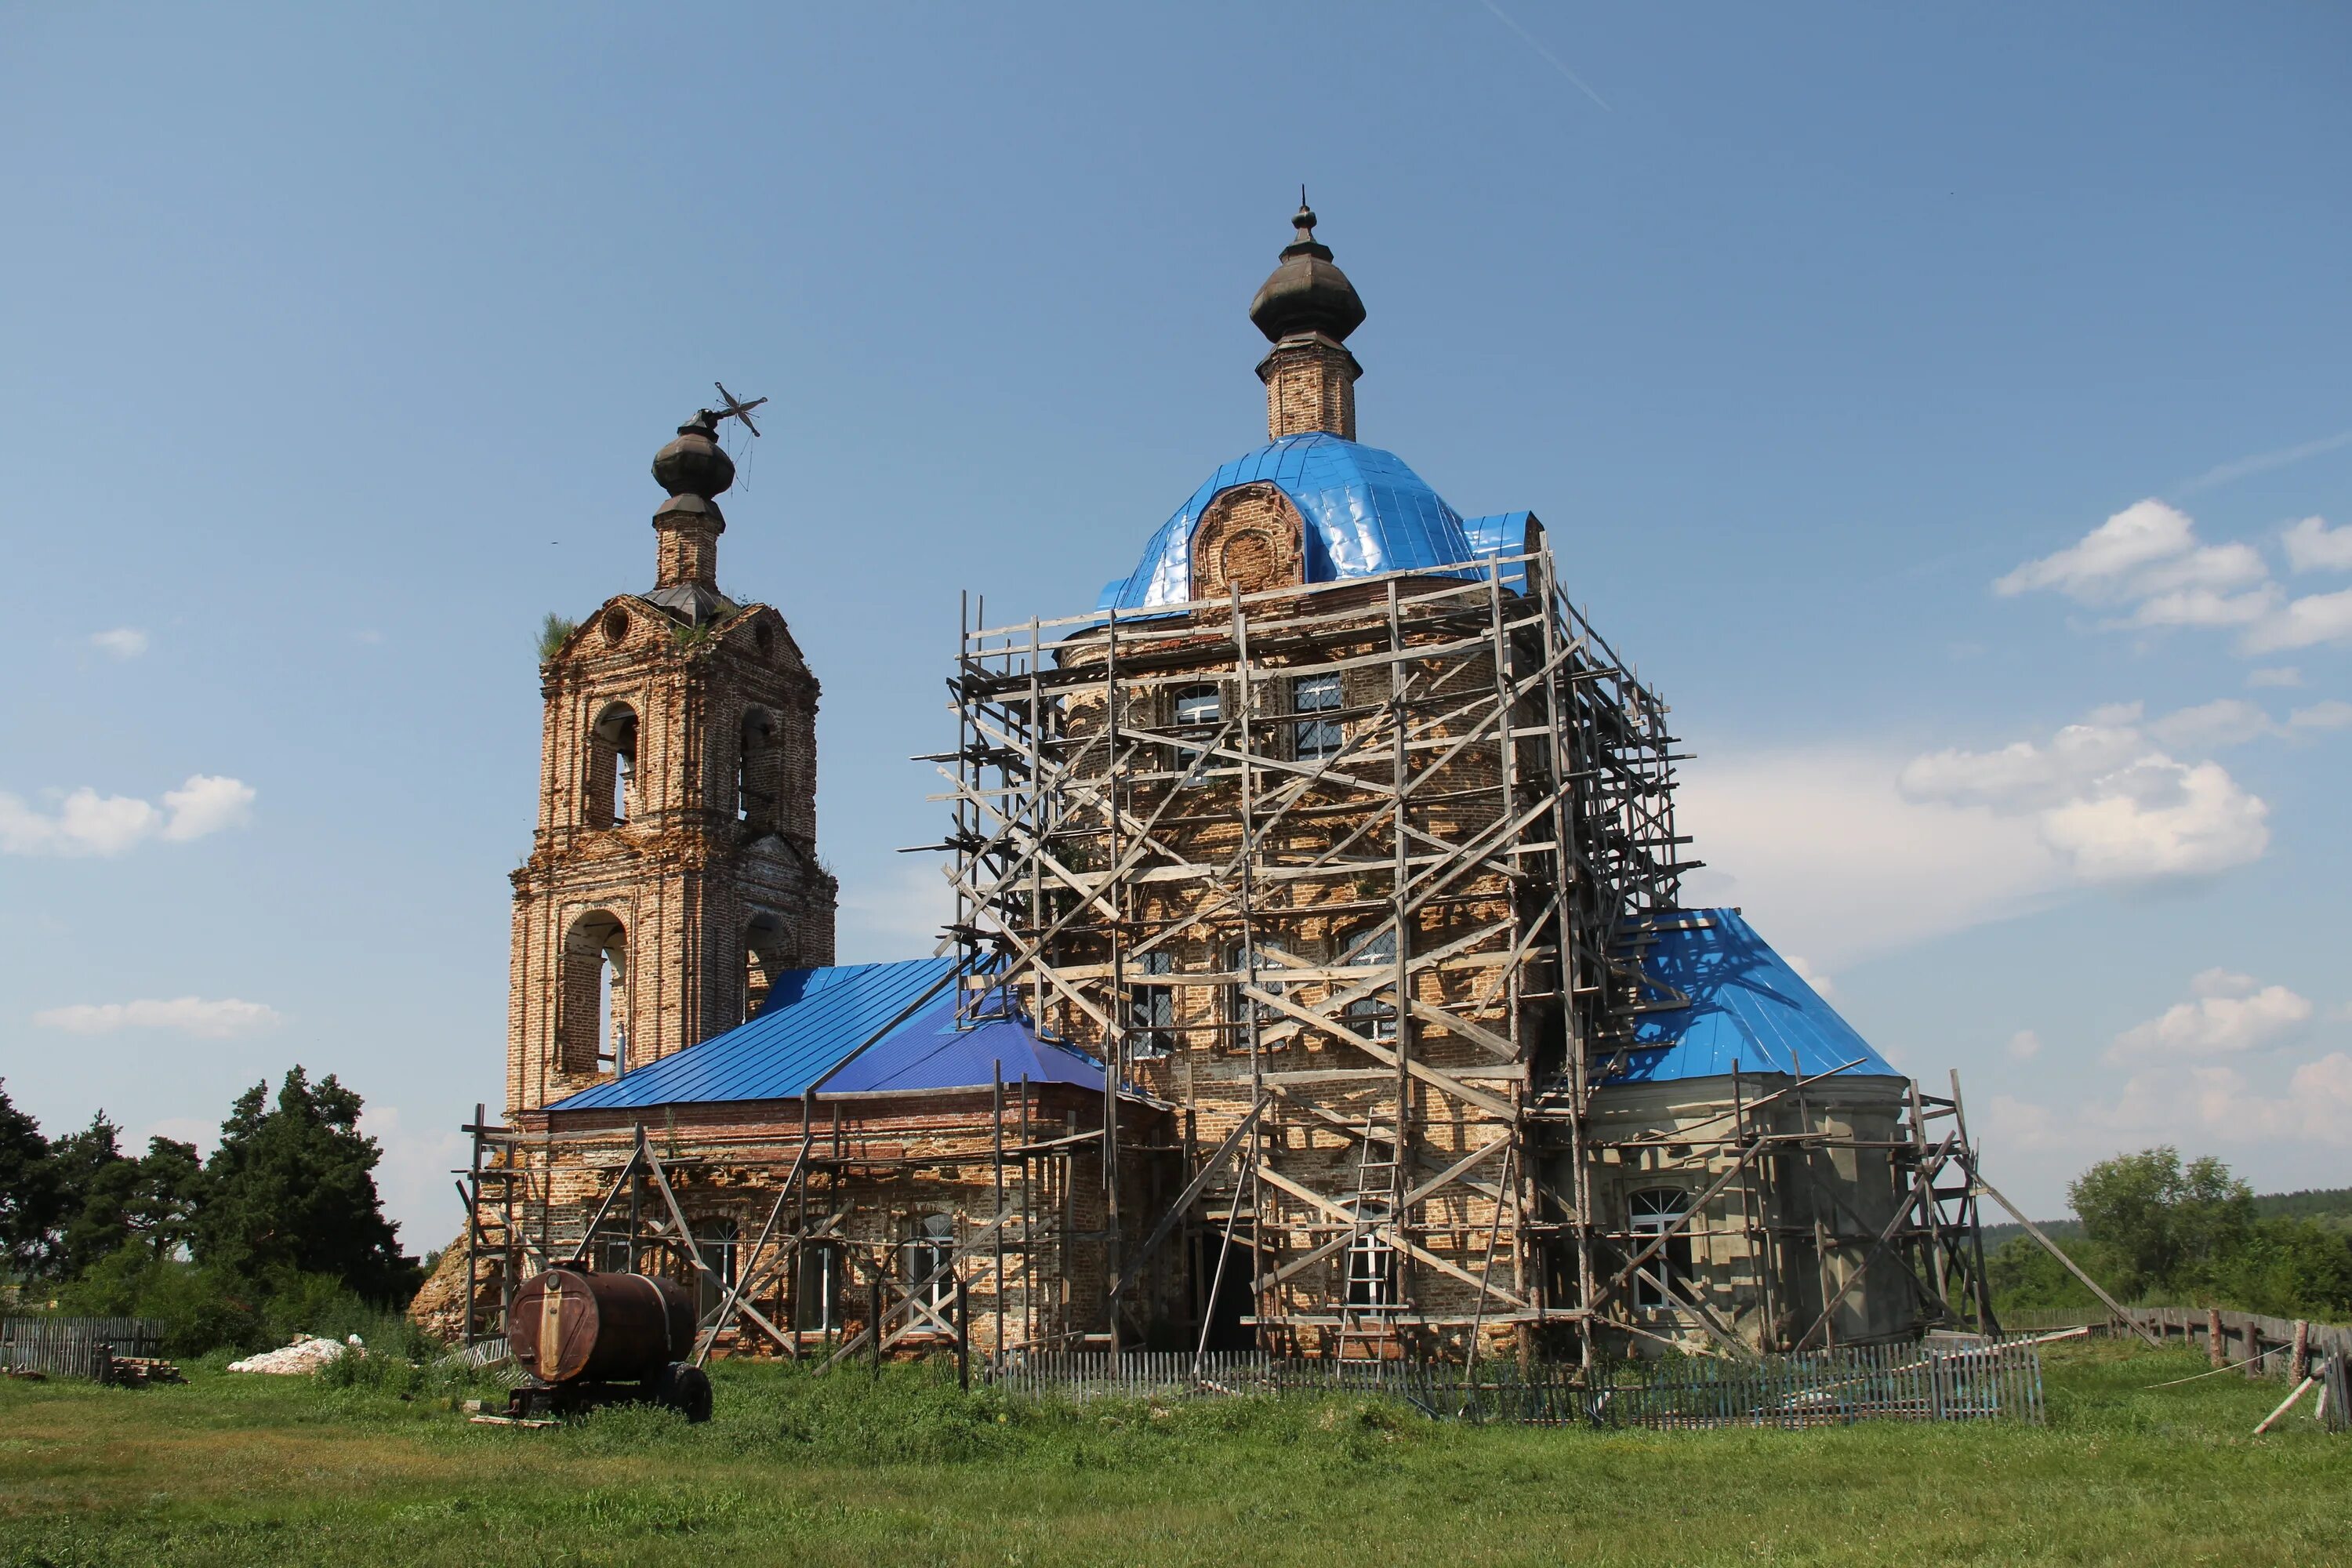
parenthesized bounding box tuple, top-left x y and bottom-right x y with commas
(448, 1077, 1125, 1363)
(936, 542, 1998, 1361)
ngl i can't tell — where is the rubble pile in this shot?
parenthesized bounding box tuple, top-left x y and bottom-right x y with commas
(226, 1333, 365, 1375)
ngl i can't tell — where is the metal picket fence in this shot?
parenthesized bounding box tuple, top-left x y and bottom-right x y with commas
(1, 1316, 165, 1380)
(988, 1340, 2043, 1428)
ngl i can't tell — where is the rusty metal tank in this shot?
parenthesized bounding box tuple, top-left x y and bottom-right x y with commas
(507, 1269, 694, 1385)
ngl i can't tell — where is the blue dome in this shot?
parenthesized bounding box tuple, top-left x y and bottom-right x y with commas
(1098, 434, 1487, 612)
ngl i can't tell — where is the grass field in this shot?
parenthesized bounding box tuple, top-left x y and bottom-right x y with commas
(2, 1340, 2345, 1566)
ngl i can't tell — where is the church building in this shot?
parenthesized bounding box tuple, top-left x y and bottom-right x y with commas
(412, 208, 1994, 1363)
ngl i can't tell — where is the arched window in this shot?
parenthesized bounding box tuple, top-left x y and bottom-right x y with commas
(1628, 1188, 1692, 1311)
(742, 912, 786, 1024)
(586, 702, 639, 829)
(1291, 671, 1344, 760)
(903, 1212, 957, 1326)
(1341, 926, 1399, 1044)
(557, 911, 628, 1076)
(1126, 949, 1174, 1059)
(737, 708, 782, 833)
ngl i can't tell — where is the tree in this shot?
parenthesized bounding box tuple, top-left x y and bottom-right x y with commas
(0, 1081, 60, 1278)
(2068, 1146, 2255, 1297)
(124, 1137, 203, 1261)
(49, 1112, 136, 1280)
(191, 1067, 419, 1303)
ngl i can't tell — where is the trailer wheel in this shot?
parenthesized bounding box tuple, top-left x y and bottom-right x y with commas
(652, 1361, 713, 1424)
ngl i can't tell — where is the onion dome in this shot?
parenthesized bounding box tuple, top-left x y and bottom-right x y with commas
(1248, 200, 1367, 343)
(652, 412, 735, 518)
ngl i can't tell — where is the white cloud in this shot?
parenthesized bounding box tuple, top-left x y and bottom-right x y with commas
(32, 996, 283, 1038)
(2092, 1052, 2352, 1149)
(2282, 516, 2352, 573)
(2241, 586, 2352, 653)
(1901, 707, 2270, 885)
(2122, 583, 2281, 629)
(2105, 969, 2312, 1065)
(0, 788, 161, 855)
(1991, 500, 2352, 657)
(2290, 699, 2352, 731)
(1995, 500, 2202, 601)
(2246, 666, 2302, 688)
(2143, 699, 2277, 750)
(1677, 747, 2061, 969)
(2038, 758, 2268, 883)
(88, 628, 149, 659)
(1900, 717, 2143, 812)
(2007, 1029, 2042, 1061)
(162, 775, 255, 840)
(1785, 956, 1836, 1000)
(0, 774, 253, 856)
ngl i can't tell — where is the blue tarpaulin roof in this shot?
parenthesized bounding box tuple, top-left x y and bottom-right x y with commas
(546, 957, 1105, 1112)
(1613, 909, 1900, 1083)
(1098, 433, 1493, 612)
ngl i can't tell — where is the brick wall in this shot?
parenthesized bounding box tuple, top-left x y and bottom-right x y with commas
(508, 598, 837, 1114)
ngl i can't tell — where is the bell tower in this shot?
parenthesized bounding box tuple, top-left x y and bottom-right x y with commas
(506, 402, 837, 1115)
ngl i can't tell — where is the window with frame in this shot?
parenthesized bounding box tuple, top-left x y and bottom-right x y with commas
(692, 1218, 740, 1317)
(1291, 672, 1344, 760)
(796, 1240, 841, 1333)
(1627, 1188, 1693, 1311)
(1344, 1230, 1398, 1311)
(1219, 939, 1283, 1052)
(902, 1213, 957, 1326)
(1341, 926, 1399, 1044)
(1127, 949, 1175, 1058)
(1169, 684, 1221, 783)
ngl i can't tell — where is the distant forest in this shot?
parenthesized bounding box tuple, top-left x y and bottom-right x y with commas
(1982, 1185, 2352, 1253)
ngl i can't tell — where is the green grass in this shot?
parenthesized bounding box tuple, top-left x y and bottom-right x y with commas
(2, 1341, 2344, 1566)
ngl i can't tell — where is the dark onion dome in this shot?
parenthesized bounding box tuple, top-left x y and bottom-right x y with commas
(1248, 201, 1367, 343)
(652, 411, 735, 510)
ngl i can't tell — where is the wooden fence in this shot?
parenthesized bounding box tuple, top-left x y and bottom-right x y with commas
(989, 1341, 2044, 1428)
(1, 1316, 165, 1381)
(2002, 1305, 2350, 1377)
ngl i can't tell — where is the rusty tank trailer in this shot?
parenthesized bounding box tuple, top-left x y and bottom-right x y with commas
(503, 1269, 712, 1422)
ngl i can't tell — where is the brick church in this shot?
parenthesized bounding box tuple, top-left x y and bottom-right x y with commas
(412, 207, 1990, 1363)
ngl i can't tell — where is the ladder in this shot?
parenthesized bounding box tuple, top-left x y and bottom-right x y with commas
(1334, 1112, 1402, 1357)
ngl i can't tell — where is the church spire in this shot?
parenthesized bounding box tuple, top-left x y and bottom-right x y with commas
(650, 410, 732, 596)
(1249, 196, 1367, 441)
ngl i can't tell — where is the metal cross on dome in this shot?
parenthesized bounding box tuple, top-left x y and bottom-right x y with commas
(710, 381, 768, 438)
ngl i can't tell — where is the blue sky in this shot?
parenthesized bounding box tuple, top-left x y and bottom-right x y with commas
(3, 4, 2347, 1250)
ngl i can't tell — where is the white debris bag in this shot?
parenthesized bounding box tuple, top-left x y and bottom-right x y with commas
(227, 1332, 365, 1375)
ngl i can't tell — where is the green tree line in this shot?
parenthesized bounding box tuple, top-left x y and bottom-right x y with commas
(1991, 1146, 2352, 1320)
(0, 1069, 423, 1353)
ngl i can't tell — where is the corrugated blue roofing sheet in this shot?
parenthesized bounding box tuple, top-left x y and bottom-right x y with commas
(1097, 433, 1489, 612)
(1613, 909, 1900, 1083)
(546, 957, 1105, 1112)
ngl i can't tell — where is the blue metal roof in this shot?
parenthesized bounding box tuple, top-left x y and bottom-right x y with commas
(1460, 511, 1536, 593)
(1097, 433, 1490, 612)
(546, 957, 1105, 1112)
(1611, 909, 1900, 1083)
